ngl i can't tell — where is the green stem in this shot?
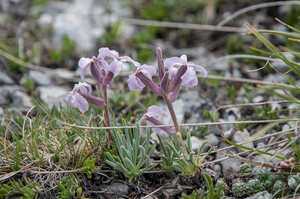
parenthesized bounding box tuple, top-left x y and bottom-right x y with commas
(163, 92, 188, 155)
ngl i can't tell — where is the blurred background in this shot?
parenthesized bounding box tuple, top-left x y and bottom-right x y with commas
(0, 0, 299, 114)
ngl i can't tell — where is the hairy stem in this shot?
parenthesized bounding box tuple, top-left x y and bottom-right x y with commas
(102, 84, 112, 144)
(163, 92, 188, 155)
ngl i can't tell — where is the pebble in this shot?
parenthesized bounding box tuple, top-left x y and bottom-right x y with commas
(245, 191, 272, 199)
(252, 95, 264, 103)
(37, 86, 69, 108)
(232, 129, 254, 153)
(11, 91, 33, 109)
(0, 71, 14, 85)
(101, 182, 129, 196)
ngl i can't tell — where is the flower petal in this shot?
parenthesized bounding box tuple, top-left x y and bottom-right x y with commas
(77, 82, 92, 95)
(127, 74, 145, 91)
(109, 60, 122, 77)
(78, 57, 92, 79)
(98, 47, 118, 59)
(146, 105, 168, 118)
(73, 92, 89, 113)
(164, 57, 186, 69)
(119, 56, 140, 67)
(188, 62, 207, 77)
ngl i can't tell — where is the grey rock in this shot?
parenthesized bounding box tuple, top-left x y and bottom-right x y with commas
(223, 128, 234, 138)
(102, 182, 129, 197)
(0, 95, 7, 106)
(190, 136, 208, 152)
(0, 0, 30, 16)
(52, 0, 103, 52)
(224, 68, 243, 78)
(0, 71, 14, 84)
(213, 164, 221, 178)
(211, 59, 229, 71)
(0, 107, 3, 116)
(37, 86, 69, 108)
(204, 133, 219, 146)
(232, 129, 254, 153)
(190, 133, 218, 152)
(256, 142, 265, 148)
(251, 150, 282, 166)
(0, 85, 25, 99)
(182, 90, 216, 124)
(204, 168, 218, 179)
(11, 91, 33, 109)
(263, 73, 288, 84)
(245, 191, 271, 199)
(209, 125, 222, 136)
(28, 70, 51, 86)
(220, 107, 241, 131)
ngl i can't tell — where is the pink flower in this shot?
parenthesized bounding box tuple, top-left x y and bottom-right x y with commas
(165, 54, 207, 90)
(127, 64, 162, 95)
(79, 48, 140, 85)
(98, 47, 140, 67)
(139, 105, 176, 135)
(66, 82, 105, 113)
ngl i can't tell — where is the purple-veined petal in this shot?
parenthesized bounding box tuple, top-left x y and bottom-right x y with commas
(187, 62, 207, 77)
(109, 60, 122, 77)
(140, 64, 156, 77)
(181, 67, 198, 91)
(99, 60, 110, 72)
(168, 66, 178, 79)
(145, 105, 168, 118)
(78, 57, 92, 79)
(164, 57, 186, 69)
(73, 92, 89, 112)
(146, 120, 161, 134)
(127, 75, 145, 91)
(98, 47, 118, 59)
(119, 56, 140, 67)
(146, 117, 175, 135)
(77, 82, 92, 95)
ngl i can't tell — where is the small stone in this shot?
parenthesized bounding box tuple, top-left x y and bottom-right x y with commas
(245, 191, 272, 199)
(0, 71, 14, 84)
(38, 86, 69, 108)
(102, 182, 129, 196)
(190, 134, 218, 153)
(256, 142, 265, 148)
(232, 129, 254, 153)
(0, 85, 25, 98)
(271, 103, 282, 111)
(252, 96, 264, 103)
(263, 73, 288, 84)
(28, 70, 51, 86)
(209, 125, 222, 135)
(223, 128, 234, 138)
(11, 91, 33, 109)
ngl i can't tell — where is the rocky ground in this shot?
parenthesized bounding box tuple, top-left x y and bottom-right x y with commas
(1, 0, 300, 198)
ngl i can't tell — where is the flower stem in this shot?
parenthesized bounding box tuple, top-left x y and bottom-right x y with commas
(163, 92, 188, 155)
(101, 84, 112, 144)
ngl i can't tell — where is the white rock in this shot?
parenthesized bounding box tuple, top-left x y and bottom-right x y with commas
(252, 95, 264, 103)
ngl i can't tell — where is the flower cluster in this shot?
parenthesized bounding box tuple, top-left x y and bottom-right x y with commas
(66, 47, 207, 137)
(127, 48, 207, 102)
